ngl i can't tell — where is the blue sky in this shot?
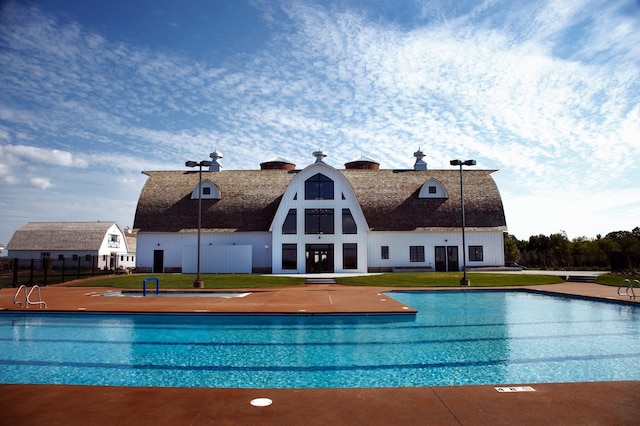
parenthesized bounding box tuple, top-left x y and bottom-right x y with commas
(1, 0, 639, 246)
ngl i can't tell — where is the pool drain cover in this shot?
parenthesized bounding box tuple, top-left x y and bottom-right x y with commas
(251, 398, 273, 407)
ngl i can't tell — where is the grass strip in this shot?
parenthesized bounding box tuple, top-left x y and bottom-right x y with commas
(65, 272, 566, 289)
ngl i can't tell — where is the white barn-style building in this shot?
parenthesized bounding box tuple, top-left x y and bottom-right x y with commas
(133, 150, 507, 274)
(7, 221, 136, 270)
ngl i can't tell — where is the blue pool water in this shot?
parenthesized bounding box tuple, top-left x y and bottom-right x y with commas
(1, 290, 639, 388)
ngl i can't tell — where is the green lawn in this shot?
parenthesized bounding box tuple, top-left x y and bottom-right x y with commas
(595, 273, 640, 286)
(337, 272, 565, 287)
(65, 272, 568, 289)
(66, 274, 305, 289)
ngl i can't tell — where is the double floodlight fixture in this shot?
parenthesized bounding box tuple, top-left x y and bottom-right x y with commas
(185, 160, 212, 168)
(450, 159, 476, 167)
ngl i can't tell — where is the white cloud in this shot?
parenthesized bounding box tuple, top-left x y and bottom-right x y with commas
(2, 145, 88, 168)
(29, 177, 51, 190)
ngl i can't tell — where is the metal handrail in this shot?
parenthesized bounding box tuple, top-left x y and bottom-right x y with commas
(617, 279, 637, 300)
(142, 277, 160, 296)
(12, 284, 47, 309)
(13, 285, 28, 308)
(27, 285, 47, 309)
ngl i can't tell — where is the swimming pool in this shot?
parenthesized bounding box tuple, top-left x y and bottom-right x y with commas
(1, 290, 639, 388)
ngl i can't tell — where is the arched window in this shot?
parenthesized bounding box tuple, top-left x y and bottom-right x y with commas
(190, 180, 221, 199)
(305, 173, 334, 200)
(418, 178, 448, 199)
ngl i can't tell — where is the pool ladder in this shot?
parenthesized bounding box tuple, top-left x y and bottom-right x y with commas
(13, 285, 48, 309)
(617, 279, 639, 300)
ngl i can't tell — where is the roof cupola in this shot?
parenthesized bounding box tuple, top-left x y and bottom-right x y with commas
(209, 150, 223, 172)
(413, 148, 427, 171)
(312, 150, 327, 163)
(260, 157, 296, 170)
(345, 155, 380, 170)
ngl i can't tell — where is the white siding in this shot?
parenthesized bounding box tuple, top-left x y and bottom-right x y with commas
(183, 245, 252, 273)
(136, 232, 270, 273)
(367, 230, 504, 270)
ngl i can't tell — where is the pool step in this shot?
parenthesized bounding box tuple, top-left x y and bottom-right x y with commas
(565, 275, 597, 283)
(305, 278, 336, 285)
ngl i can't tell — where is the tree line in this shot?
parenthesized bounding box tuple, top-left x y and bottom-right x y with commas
(504, 227, 640, 271)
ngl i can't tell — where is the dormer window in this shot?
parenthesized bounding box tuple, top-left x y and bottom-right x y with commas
(305, 173, 334, 200)
(418, 178, 448, 199)
(191, 179, 221, 199)
(108, 234, 120, 248)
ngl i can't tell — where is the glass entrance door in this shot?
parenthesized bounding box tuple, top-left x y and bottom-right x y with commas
(435, 246, 446, 271)
(447, 246, 459, 272)
(435, 246, 459, 271)
(305, 244, 334, 273)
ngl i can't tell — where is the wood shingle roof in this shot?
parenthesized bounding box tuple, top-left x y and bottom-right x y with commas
(133, 169, 506, 233)
(7, 221, 121, 251)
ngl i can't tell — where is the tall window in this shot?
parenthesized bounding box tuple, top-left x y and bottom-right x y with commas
(410, 246, 425, 262)
(305, 173, 334, 200)
(343, 243, 357, 269)
(282, 244, 297, 270)
(469, 246, 484, 261)
(282, 209, 297, 234)
(305, 209, 334, 234)
(342, 209, 357, 234)
(381, 246, 389, 260)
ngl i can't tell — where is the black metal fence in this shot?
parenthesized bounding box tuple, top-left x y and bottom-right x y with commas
(0, 256, 114, 288)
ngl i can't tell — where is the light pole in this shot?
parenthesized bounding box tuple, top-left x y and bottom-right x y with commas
(450, 159, 476, 286)
(186, 160, 212, 288)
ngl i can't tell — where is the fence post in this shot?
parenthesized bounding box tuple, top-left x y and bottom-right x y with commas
(77, 256, 81, 280)
(29, 258, 34, 286)
(43, 257, 49, 286)
(61, 257, 66, 283)
(12, 258, 18, 287)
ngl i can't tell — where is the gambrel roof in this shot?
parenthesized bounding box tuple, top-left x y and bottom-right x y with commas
(7, 221, 122, 251)
(133, 169, 506, 233)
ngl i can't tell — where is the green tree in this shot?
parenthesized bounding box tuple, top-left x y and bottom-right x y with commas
(605, 229, 640, 270)
(549, 231, 572, 268)
(503, 233, 521, 263)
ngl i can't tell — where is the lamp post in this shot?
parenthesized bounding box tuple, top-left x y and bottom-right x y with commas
(186, 160, 212, 288)
(450, 159, 476, 286)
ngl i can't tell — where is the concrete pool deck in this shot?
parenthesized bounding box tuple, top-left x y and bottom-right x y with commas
(1, 281, 639, 425)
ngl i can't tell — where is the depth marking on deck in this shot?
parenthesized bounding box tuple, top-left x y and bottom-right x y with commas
(495, 386, 536, 392)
